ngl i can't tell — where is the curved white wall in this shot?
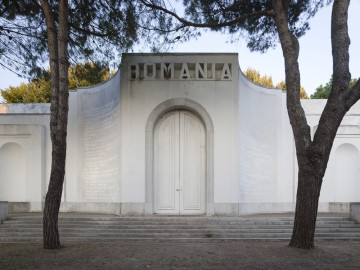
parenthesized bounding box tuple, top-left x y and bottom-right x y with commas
(76, 71, 121, 203)
(238, 70, 288, 213)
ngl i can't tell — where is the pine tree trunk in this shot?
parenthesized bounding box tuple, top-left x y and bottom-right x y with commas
(41, 0, 69, 249)
(43, 139, 67, 248)
(289, 168, 322, 249)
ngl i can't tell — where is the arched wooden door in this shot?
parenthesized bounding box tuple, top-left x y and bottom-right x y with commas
(154, 110, 206, 214)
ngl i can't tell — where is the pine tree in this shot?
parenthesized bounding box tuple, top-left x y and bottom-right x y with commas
(141, 0, 360, 249)
(1, 0, 153, 249)
(1, 62, 115, 103)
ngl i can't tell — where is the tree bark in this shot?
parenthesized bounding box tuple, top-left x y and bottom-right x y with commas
(272, 0, 353, 248)
(40, 0, 69, 249)
(289, 164, 322, 248)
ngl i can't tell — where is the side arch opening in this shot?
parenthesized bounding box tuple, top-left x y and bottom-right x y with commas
(334, 143, 360, 202)
(0, 142, 26, 201)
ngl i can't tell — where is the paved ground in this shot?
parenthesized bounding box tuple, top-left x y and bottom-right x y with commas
(1, 240, 360, 270)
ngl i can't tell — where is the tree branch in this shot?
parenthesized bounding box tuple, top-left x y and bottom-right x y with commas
(329, 0, 359, 109)
(272, 0, 311, 153)
(312, 0, 351, 169)
(68, 22, 116, 38)
(140, 0, 275, 29)
(330, 0, 351, 97)
(220, 0, 251, 12)
(346, 78, 360, 108)
(39, 0, 60, 134)
(212, 0, 251, 13)
(137, 22, 186, 33)
(48, 7, 120, 38)
(0, 62, 26, 77)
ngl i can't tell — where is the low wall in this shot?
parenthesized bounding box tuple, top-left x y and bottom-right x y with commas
(350, 203, 360, 223)
(8, 202, 31, 213)
(0, 201, 8, 223)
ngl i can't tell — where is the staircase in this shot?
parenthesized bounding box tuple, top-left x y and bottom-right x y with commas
(1, 213, 360, 243)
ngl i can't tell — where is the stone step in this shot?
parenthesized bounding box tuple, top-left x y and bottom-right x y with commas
(3, 219, 359, 225)
(1, 236, 360, 244)
(3, 224, 360, 232)
(2, 227, 360, 233)
(4, 212, 349, 221)
(2, 219, 357, 224)
(3, 219, 355, 225)
(3, 223, 350, 229)
(2, 230, 360, 237)
(2, 222, 358, 229)
(6, 214, 351, 219)
(1, 224, 360, 231)
(7, 216, 352, 220)
(1, 229, 360, 236)
(1, 213, 359, 243)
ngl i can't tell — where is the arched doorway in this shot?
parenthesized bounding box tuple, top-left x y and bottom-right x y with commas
(153, 110, 206, 214)
(145, 98, 214, 215)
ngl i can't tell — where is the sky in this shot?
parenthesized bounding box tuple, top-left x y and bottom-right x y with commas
(0, 1, 359, 102)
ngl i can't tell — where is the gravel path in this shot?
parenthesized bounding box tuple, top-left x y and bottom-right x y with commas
(1, 240, 359, 269)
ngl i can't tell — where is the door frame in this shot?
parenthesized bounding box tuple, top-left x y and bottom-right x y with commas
(145, 98, 214, 215)
(153, 110, 206, 214)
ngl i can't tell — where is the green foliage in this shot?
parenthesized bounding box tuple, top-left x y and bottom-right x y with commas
(244, 68, 308, 99)
(68, 61, 114, 90)
(310, 77, 359, 99)
(144, 0, 328, 53)
(310, 77, 332, 99)
(1, 62, 114, 103)
(0, 79, 51, 103)
(0, 0, 147, 77)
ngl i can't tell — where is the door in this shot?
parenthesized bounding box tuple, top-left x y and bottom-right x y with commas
(154, 110, 206, 214)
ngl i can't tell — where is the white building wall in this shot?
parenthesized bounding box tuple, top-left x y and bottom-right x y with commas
(238, 70, 288, 213)
(120, 53, 240, 215)
(61, 73, 122, 214)
(0, 104, 50, 212)
(278, 92, 297, 210)
(0, 53, 359, 215)
(63, 91, 79, 204)
(301, 99, 360, 212)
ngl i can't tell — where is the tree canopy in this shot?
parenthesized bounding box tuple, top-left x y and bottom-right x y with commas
(0, 0, 160, 249)
(244, 67, 274, 87)
(141, 0, 327, 52)
(0, 0, 142, 77)
(141, 0, 360, 250)
(276, 80, 308, 99)
(1, 77, 51, 103)
(243, 67, 308, 98)
(0, 61, 115, 103)
(311, 76, 358, 99)
(2, 0, 359, 250)
(3, 64, 313, 103)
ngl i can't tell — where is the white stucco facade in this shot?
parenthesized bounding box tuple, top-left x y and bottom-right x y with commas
(0, 53, 359, 215)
